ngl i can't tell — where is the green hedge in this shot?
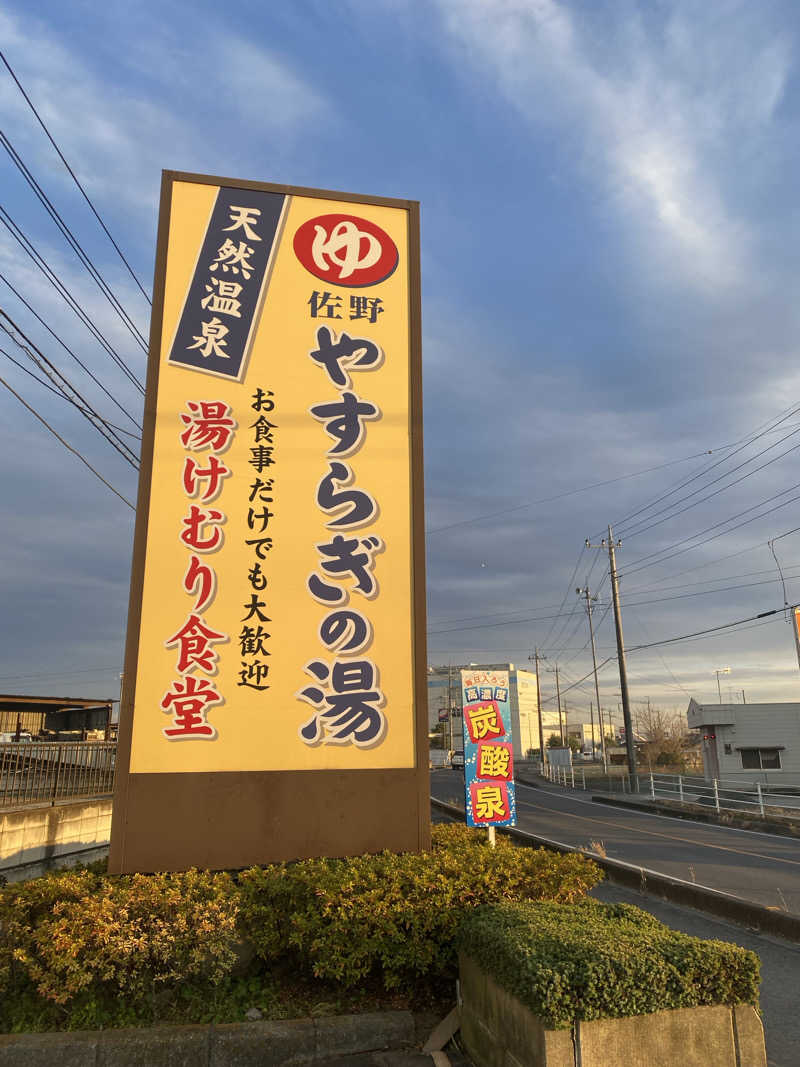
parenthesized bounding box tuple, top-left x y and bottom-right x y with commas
(457, 900, 760, 1029)
(237, 824, 602, 990)
(0, 825, 601, 1030)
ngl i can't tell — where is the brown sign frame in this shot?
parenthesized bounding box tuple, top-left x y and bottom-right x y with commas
(108, 171, 428, 873)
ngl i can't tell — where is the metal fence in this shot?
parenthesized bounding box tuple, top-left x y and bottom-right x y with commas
(541, 763, 800, 819)
(541, 763, 637, 793)
(0, 742, 116, 808)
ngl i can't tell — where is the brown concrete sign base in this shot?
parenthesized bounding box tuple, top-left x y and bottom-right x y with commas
(459, 954, 767, 1067)
(0, 1011, 417, 1066)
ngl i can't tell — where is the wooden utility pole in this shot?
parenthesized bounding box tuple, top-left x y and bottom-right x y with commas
(530, 648, 546, 757)
(577, 585, 608, 771)
(552, 665, 564, 744)
(589, 700, 596, 761)
(607, 528, 636, 777)
(586, 528, 637, 778)
(447, 663, 454, 758)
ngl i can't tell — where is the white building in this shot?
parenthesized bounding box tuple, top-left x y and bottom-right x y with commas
(687, 698, 800, 784)
(427, 663, 559, 759)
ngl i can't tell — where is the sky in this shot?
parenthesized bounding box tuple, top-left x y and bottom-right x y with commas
(2, 0, 800, 733)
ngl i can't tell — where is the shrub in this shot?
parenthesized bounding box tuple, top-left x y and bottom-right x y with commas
(0, 825, 602, 1029)
(0, 867, 239, 1027)
(457, 900, 760, 1028)
(237, 824, 602, 991)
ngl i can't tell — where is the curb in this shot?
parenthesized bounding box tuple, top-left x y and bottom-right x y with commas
(0, 1010, 417, 1066)
(430, 796, 800, 944)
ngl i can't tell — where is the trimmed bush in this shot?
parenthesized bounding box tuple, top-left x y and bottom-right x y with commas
(237, 824, 602, 990)
(457, 899, 760, 1029)
(0, 826, 602, 1029)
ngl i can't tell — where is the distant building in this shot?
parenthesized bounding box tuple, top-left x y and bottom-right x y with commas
(427, 663, 559, 759)
(0, 694, 114, 740)
(567, 721, 615, 752)
(687, 698, 800, 782)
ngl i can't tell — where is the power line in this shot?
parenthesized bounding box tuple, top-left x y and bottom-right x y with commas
(427, 606, 585, 636)
(0, 343, 141, 440)
(427, 448, 732, 536)
(547, 556, 607, 658)
(626, 606, 700, 700)
(627, 608, 780, 652)
(558, 657, 617, 697)
(624, 563, 800, 597)
(0, 47, 151, 304)
(623, 573, 797, 608)
(608, 400, 800, 538)
(537, 545, 587, 652)
(428, 599, 585, 628)
(771, 523, 800, 544)
(0, 372, 135, 509)
(0, 665, 121, 682)
(557, 607, 782, 694)
(0, 283, 142, 435)
(618, 422, 800, 542)
(0, 206, 145, 393)
(619, 541, 769, 590)
(0, 129, 148, 352)
(561, 600, 612, 668)
(0, 310, 140, 466)
(622, 482, 800, 577)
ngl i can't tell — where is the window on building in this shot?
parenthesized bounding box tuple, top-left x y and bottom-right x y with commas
(724, 743, 732, 755)
(739, 748, 781, 770)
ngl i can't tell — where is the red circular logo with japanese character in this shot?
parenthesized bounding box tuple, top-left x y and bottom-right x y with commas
(293, 213, 399, 287)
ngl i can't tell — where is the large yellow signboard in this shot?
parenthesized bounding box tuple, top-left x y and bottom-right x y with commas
(110, 173, 427, 872)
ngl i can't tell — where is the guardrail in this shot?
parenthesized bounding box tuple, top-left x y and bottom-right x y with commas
(539, 763, 637, 793)
(540, 763, 800, 819)
(0, 742, 116, 808)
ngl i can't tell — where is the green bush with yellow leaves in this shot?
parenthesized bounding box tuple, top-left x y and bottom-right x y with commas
(0, 824, 601, 1031)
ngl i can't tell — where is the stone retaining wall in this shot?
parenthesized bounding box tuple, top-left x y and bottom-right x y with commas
(0, 1011, 417, 1066)
(0, 797, 112, 876)
(459, 953, 766, 1067)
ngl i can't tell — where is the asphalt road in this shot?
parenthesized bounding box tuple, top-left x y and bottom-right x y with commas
(430, 770, 800, 914)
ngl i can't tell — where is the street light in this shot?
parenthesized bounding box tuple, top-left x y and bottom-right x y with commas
(714, 667, 731, 703)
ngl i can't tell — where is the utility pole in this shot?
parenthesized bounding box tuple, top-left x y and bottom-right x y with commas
(586, 527, 637, 778)
(577, 585, 608, 771)
(528, 648, 546, 758)
(447, 664, 453, 760)
(563, 699, 568, 744)
(714, 667, 730, 703)
(589, 700, 595, 760)
(547, 664, 565, 744)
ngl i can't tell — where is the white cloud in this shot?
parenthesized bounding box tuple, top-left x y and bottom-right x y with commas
(433, 0, 791, 289)
(0, 8, 333, 228)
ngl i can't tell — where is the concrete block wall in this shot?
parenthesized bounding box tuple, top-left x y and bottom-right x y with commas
(458, 953, 767, 1067)
(0, 798, 112, 873)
